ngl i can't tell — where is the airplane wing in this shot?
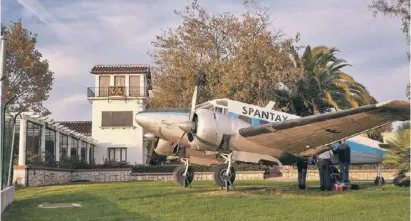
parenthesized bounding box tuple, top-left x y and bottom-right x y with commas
(238, 100, 410, 157)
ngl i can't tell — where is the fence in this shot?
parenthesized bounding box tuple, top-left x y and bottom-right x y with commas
(2, 117, 18, 189)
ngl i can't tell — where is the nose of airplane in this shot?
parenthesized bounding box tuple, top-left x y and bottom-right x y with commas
(135, 112, 150, 127)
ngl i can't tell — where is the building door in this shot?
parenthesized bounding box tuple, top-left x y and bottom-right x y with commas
(129, 75, 140, 97)
(99, 76, 110, 97)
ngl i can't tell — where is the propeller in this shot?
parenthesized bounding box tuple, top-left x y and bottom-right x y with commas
(177, 72, 204, 145)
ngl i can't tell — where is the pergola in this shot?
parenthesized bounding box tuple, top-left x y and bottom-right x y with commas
(8, 112, 98, 165)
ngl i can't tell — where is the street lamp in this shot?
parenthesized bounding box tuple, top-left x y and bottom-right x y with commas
(0, 32, 7, 190)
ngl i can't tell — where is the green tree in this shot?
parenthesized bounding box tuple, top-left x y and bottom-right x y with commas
(1, 20, 54, 115)
(148, 0, 301, 108)
(369, 0, 410, 60)
(383, 121, 410, 173)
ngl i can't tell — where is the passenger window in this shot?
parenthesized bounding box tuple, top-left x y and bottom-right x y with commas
(238, 115, 252, 124)
(259, 120, 269, 125)
(215, 107, 223, 113)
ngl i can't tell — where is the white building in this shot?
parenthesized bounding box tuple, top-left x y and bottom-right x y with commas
(84, 64, 151, 165)
(9, 64, 151, 168)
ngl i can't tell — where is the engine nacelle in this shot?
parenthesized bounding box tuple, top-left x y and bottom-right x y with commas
(187, 109, 250, 152)
(154, 139, 176, 156)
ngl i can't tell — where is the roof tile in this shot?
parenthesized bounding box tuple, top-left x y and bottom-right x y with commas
(57, 121, 92, 136)
(90, 64, 150, 74)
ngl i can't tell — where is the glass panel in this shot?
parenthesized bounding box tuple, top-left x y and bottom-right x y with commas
(89, 145, 94, 163)
(81, 148, 86, 161)
(26, 121, 42, 163)
(122, 148, 127, 162)
(60, 134, 69, 159)
(71, 138, 78, 157)
(45, 128, 56, 162)
(109, 148, 115, 161)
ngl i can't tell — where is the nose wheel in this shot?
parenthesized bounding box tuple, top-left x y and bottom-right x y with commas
(173, 158, 194, 188)
(213, 153, 236, 192)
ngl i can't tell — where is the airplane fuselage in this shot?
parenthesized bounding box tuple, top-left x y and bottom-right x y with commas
(136, 99, 389, 166)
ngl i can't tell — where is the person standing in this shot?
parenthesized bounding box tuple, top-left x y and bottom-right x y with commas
(316, 149, 334, 191)
(337, 140, 351, 183)
(297, 158, 308, 189)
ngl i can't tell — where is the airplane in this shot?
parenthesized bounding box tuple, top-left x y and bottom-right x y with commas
(135, 81, 410, 191)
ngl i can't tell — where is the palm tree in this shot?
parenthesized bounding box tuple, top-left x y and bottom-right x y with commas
(383, 121, 410, 174)
(290, 45, 375, 115)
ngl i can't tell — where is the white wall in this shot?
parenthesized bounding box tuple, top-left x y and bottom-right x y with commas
(1, 186, 15, 214)
(92, 99, 145, 165)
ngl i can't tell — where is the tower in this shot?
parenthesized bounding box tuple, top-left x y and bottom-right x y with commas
(87, 64, 151, 164)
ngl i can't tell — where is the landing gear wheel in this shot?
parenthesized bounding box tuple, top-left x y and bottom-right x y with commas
(173, 166, 194, 188)
(374, 176, 385, 185)
(214, 164, 236, 189)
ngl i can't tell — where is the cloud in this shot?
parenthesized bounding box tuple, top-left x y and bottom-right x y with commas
(15, 0, 185, 120)
(45, 93, 91, 121)
(9, 0, 410, 121)
(267, 0, 409, 102)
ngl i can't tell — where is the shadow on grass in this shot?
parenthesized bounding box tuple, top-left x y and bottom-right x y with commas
(189, 180, 389, 198)
(1, 191, 163, 221)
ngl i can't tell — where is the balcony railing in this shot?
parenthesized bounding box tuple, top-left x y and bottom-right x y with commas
(87, 86, 147, 98)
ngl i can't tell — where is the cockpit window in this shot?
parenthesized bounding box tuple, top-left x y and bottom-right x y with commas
(239, 115, 252, 124)
(215, 107, 223, 113)
(216, 100, 228, 107)
(196, 102, 214, 110)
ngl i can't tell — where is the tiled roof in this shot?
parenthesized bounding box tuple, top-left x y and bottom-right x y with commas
(90, 64, 150, 74)
(57, 121, 92, 136)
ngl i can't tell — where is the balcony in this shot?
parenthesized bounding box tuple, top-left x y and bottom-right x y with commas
(87, 86, 147, 98)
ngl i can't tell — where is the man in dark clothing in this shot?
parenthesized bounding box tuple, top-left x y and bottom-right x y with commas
(337, 140, 351, 183)
(297, 158, 308, 189)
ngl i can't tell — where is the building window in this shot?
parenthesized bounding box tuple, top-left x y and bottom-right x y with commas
(108, 148, 127, 162)
(59, 133, 68, 159)
(129, 75, 141, 97)
(26, 121, 42, 163)
(102, 111, 133, 127)
(114, 76, 125, 86)
(45, 127, 56, 162)
(71, 138, 78, 158)
(89, 144, 95, 163)
(239, 115, 252, 124)
(81, 141, 87, 162)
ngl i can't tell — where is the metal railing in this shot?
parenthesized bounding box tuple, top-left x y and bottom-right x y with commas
(87, 86, 147, 98)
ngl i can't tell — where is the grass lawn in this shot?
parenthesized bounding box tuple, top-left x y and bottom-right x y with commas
(2, 180, 410, 221)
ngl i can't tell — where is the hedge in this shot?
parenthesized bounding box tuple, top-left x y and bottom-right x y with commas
(131, 164, 267, 173)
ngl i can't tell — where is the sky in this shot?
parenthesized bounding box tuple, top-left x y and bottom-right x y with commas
(1, 0, 409, 121)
